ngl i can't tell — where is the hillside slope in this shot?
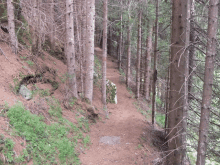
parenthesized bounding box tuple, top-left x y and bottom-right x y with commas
(0, 43, 161, 164)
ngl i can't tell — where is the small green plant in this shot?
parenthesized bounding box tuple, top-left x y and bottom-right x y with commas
(155, 113, 165, 128)
(127, 87, 135, 98)
(47, 97, 62, 118)
(137, 144, 142, 149)
(39, 89, 50, 97)
(26, 60, 34, 67)
(77, 116, 90, 133)
(0, 135, 15, 164)
(59, 73, 68, 83)
(20, 56, 27, 60)
(83, 135, 90, 148)
(69, 97, 77, 107)
(10, 77, 20, 94)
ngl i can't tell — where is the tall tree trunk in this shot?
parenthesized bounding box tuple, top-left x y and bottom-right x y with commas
(144, 23, 153, 101)
(126, 21, 131, 88)
(85, 0, 95, 103)
(102, 0, 108, 106)
(37, 0, 42, 53)
(7, 0, 18, 54)
(136, 9, 142, 99)
(188, 0, 195, 100)
(49, 0, 55, 50)
(81, 0, 87, 96)
(196, 0, 219, 164)
(167, 0, 190, 164)
(151, 0, 159, 125)
(118, 0, 123, 70)
(66, 0, 78, 99)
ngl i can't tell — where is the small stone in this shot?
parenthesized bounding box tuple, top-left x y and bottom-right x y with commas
(99, 136, 120, 145)
(19, 85, 32, 100)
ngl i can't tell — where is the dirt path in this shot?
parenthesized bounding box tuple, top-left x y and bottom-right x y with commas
(79, 48, 156, 165)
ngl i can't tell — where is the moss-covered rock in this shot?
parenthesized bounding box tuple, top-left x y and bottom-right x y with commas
(106, 80, 117, 104)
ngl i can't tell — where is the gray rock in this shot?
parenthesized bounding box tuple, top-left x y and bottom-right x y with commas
(19, 85, 32, 100)
(99, 136, 120, 145)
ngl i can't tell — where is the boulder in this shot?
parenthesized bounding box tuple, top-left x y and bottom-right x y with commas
(19, 85, 32, 100)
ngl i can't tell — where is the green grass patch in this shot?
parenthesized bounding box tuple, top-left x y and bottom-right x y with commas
(5, 102, 86, 164)
(0, 135, 15, 164)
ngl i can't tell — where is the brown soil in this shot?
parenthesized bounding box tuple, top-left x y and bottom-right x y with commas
(79, 48, 160, 165)
(0, 41, 161, 164)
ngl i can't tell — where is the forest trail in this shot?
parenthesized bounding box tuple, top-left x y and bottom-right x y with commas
(79, 47, 157, 165)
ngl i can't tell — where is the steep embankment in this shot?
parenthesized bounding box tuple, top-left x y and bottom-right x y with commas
(79, 47, 159, 165)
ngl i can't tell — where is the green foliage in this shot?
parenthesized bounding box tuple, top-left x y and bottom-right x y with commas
(59, 73, 69, 83)
(19, 56, 27, 60)
(9, 77, 20, 94)
(47, 97, 62, 118)
(83, 135, 91, 148)
(0, 1, 7, 20)
(0, 135, 15, 164)
(155, 113, 165, 128)
(94, 55, 102, 87)
(26, 60, 34, 67)
(69, 97, 77, 107)
(39, 89, 50, 97)
(76, 116, 90, 133)
(7, 102, 81, 164)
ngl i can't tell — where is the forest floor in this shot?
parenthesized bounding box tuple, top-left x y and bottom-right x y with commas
(79, 47, 161, 165)
(0, 40, 162, 164)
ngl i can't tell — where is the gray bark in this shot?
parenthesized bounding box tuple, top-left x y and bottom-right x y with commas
(7, 0, 18, 54)
(102, 0, 108, 106)
(65, 0, 78, 98)
(85, 0, 95, 103)
(196, 0, 219, 164)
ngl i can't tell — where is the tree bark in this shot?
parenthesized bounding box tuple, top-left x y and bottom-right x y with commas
(188, 0, 195, 100)
(144, 23, 153, 101)
(49, 0, 55, 50)
(65, 0, 78, 99)
(126, 21, 131, 88)
(102, 0, 108, 106)
(167, 0, 190, 164)
(118, 0, 123, 71)
(85, 0, 95, 103)
(196, 0, 219, 164)
(7, 0, 18, 54)
(151, 0, 159, 125)
(136, 9, 142, 99)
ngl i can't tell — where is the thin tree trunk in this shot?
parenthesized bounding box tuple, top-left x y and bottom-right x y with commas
(188, 0, 195, 100)
(7, 0, 18, 54)
(144, 23, 153, 101)
(126, 22, 131, 88)
(196, 0, 219, 164)
(85, 0, 95, 103)
(102, 0, 108, 106)
(66, 0, 78, 99)
(81, 0, 87, 96)
(49, 0, 55, 50)
(118, 0, 123, 70)
(151, 0, 159, 125)
(37, 0, 42, 54)
(136, 9, 142, 99)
